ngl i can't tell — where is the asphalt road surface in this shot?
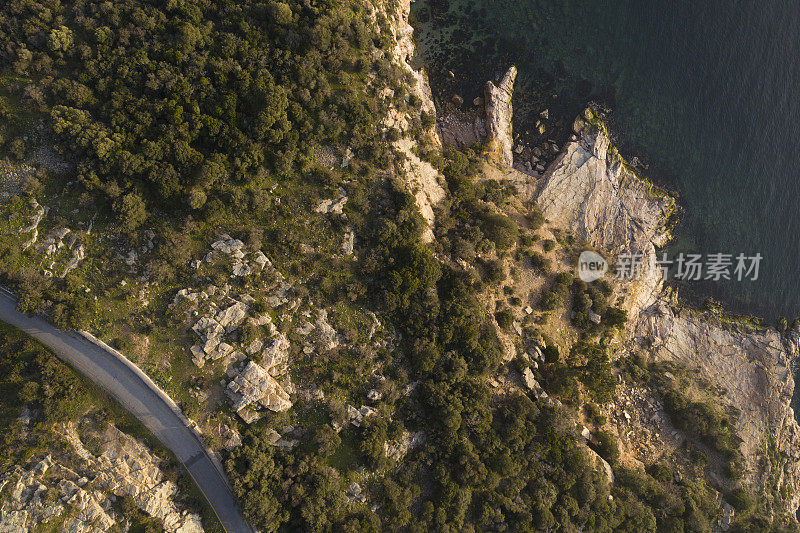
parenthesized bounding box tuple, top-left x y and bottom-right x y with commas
(0, 291, 252, 533)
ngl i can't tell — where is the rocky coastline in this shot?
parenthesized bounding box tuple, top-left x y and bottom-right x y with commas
(407, 4, 800, 517)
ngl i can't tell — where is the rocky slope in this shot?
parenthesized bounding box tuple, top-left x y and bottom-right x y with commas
(536, 114, 675, 316)
(534, 117, 800, 517)
(0, 422, 203, 533)
(421, 50, 800, 517)
(634, 302, 800, 516)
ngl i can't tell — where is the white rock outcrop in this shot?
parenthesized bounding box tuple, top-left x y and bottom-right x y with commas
(261, 333, 290, 373)
(346, 404, 376, 427)
(535, 112, 800, 516)
(0, 424, 204, 533)
(211, 234, 245, 255)
(342, 227, 355, 255)
(226, 361, 292, 415)
(60, 244, 85, 278)
(19, 198, 47, 250)
(216, 301, 248, 332)
(314, 188, 348, 214)
(536, 122, 674, 315)
(635, 303, 800, 514)
(314, 309, 340, 351)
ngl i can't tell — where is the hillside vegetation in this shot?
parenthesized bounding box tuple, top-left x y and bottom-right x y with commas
(0, 1, 792, 531)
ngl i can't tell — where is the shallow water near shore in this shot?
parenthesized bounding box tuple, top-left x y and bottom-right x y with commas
(412, 0, 800, 321)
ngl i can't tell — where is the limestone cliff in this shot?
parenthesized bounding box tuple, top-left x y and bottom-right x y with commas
(534, 115, 800, 518)
(383, 0, 446, 242)
(635, 302, 800, 516)
(536, 115, 674, 316)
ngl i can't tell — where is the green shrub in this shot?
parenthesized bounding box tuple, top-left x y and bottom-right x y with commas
(593, 278, 614, 296)
(646, 462, 673, 484)
(495, 308, 514, 330)
(527, 209, 546, 230)
(527, 251, 551, 273)
(542, 344, 560, 364)
(554, 271, 573, 286)
(603, 306, 628, 329)
(479, 259, 506, 284)
(727, 486, 754, 513)
(479, 211, 518, 252)
(594, 430, 620, 464)
(540, 289, 562, 311)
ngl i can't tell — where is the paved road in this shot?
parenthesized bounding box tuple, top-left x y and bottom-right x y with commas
(0, 291, 252, 533)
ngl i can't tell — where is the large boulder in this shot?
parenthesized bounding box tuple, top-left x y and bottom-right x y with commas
(211, 234, 245, 255)
(262, 333, 290, 372)
(226, 361, 292, 415)
(314, 309, 340, 351)
(216, 301, 248, 332)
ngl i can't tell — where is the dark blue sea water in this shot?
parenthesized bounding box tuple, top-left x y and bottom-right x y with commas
(412, 0, 800, 321)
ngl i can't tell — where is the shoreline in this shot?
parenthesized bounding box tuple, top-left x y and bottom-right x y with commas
(424, 51, 787, 325)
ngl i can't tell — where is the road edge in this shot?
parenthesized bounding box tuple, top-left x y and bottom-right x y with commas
(77, 330, 232, 486)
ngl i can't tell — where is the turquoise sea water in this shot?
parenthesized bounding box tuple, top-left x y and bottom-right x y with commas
(412, 0, 800, 321)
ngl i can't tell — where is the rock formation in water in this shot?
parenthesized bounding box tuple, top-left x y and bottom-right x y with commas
(437, 66, 518, 170)
(484, 66, 517, 168)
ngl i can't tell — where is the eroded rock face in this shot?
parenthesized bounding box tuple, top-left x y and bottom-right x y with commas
(314, 309, 340, 351)
(383, 0, 446, 242)
(346, 404, 376, 427)
(68, 424, 204, 533)
(536, 124, 674, 315)
(216, 301, 248, 332)
(484, 66, 517, 168)
(0, 424, 204, 533)
(634, 303, 800, 516)
(534, 112, 800, 517)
